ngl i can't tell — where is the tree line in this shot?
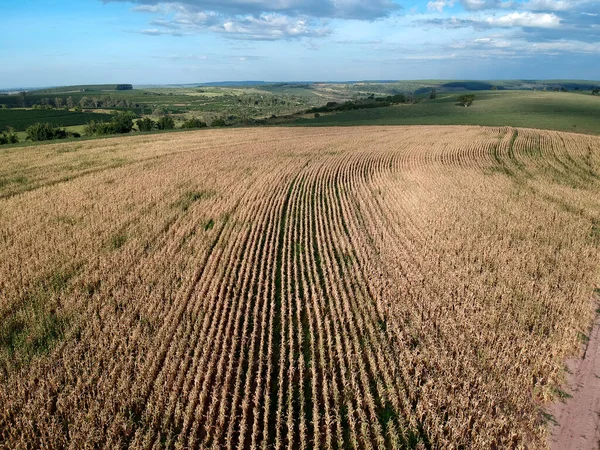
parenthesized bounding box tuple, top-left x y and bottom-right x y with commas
(1, 93, 143, 110)
(307, 94, 408, 115)
(0, 112, 212, 145)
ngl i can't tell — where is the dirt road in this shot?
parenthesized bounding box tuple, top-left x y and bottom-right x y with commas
(550, 300, 600, 450)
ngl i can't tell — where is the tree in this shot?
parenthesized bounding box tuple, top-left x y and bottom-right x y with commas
(55, 97, 64, 108)
(592, 88, 600, 96)
(85, 112, 136, 136)
(429, 89, 437, 100)
(137, 117, 156, 132)
(66, 96, 74, 109)
(457, 94, 475, 107)
(181, 117, 207, 129)
(111, 111, 136, 133)
(156, 115, 175, 130)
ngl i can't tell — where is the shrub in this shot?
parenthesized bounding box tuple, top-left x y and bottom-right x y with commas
(181, 117, 207, 129)
(0, 130, 19, 145)
(85, 120, 116, 136)
(157, 116, 175, 130)
(211, 117, 227, 127)
(137, 117, 156, 132)
(25, 123, 68, 141)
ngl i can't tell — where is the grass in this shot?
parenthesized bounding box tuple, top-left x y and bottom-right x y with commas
(173, 190, 215, 212)
(292, 91, 600, 135)
(0, 268, 78, 373)
(552, 386, 573, 402)
(109, 232, 128, 250)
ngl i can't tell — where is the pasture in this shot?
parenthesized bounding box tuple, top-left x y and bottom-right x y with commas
(0, 126, 599, 448)
(294, 91, 600, 135)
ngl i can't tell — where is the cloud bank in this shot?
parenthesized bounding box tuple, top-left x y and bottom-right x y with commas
(109, 0, 400, 40)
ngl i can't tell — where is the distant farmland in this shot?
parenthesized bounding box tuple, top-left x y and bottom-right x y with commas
(0, 109, 110, 132)
(294, 90, 600, 136)
(0, 126, 599, 448)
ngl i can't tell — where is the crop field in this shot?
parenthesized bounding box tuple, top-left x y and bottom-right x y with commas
(1, 126, 599, 448)
(0, 109, 111, 132)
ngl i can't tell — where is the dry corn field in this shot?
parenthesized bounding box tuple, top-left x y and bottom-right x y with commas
(1, 126, 600, 449)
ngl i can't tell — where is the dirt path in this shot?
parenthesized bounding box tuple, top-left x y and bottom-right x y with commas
(549, 300, 600, 450)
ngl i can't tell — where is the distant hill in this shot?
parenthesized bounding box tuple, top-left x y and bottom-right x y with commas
(30, 84, 133, 94)
(197, 81, 272, 87)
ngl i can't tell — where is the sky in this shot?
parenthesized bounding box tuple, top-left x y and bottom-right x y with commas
(1, 0, 599, 88)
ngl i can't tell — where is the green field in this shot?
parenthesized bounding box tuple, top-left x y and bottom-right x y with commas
(0, 109, 111, 132)
(292, 90, 600, 135)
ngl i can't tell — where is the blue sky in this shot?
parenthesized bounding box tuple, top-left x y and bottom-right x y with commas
(1, 0, 599, 87)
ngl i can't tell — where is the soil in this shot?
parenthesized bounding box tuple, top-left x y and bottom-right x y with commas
(549, 300, 600, 450)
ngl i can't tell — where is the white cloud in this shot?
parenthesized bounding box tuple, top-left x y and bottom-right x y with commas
(215, 14, 331, 40)
(460, 0, 510, 11)
(133, 4, 332, 41)
(474, 37, 511, 46)
(530, 40, 600, 54)
(132, 5, 162, 12)
(485, 11, 562, 28)
(427, 0, 455, 12)
(138, 28, 184, 36)
(524, 0, 572, 11)
(120, 0, 400, 20)
(459, 0, 587, 11)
